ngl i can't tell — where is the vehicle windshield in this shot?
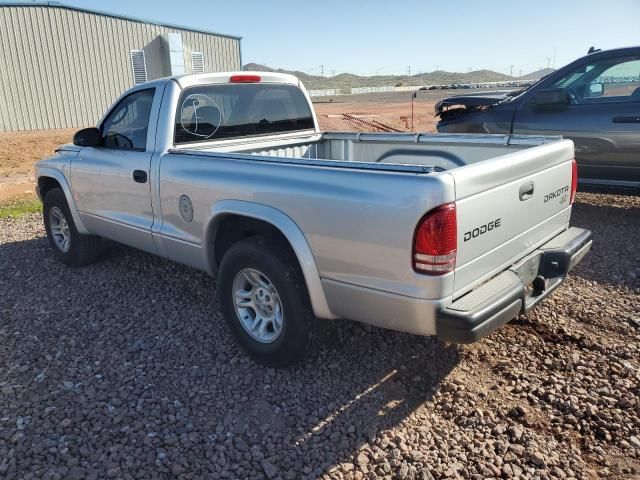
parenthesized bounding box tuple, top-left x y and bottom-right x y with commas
(174, 83, 315, 144)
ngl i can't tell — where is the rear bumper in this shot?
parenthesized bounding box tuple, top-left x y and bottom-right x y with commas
(436, 227, 592, 343)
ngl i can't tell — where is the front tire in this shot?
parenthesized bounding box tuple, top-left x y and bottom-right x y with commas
(43, 188, 104, 266)
(218, 236, 316, 367)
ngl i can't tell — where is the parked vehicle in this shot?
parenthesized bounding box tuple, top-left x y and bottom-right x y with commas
(436, 47, 640, 190)
(36, 72, 592, 366)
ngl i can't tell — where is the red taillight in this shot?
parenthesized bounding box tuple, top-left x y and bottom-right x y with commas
(413, 203, 457, 275)
(229, 74, 261, 83)
(570, 159, 578, 204)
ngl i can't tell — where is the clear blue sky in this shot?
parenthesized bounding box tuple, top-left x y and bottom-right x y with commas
(59, 0, 640, 76)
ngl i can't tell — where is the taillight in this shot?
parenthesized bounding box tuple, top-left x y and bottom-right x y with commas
(570, 159, 578, 204)
(229, 74, 261, 83)
(413, 203, 457, 275)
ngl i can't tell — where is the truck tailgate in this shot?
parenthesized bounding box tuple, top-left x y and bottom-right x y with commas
(450, 139, 575, 298)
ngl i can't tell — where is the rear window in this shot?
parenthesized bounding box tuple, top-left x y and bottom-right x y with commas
(174, 83, 315, 144)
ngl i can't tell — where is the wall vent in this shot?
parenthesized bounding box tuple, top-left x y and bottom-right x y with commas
(130, 50, 148, 85)
(191, 52, 204, 74)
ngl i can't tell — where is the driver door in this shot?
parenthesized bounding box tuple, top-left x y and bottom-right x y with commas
(71, 88, 159, 253)
(513, 55, 640, 184)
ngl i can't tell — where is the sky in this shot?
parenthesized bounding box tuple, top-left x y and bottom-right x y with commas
(55, 0, 640, 76)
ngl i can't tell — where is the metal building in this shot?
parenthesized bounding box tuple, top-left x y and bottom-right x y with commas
(0, 2, 242, 132)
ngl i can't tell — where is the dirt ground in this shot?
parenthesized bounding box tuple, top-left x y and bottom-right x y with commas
(0, 129, 75, 202)
(0, 193, 638, 479)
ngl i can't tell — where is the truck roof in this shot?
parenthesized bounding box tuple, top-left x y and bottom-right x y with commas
(130, 71, 302, 93)
(173, 71, 301, 89)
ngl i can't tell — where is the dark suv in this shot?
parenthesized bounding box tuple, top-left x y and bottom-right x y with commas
(436, 47, 640, 189)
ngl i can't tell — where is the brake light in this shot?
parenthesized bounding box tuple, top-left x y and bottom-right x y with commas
(570, 159, 578, 204)
(413, 203, 457, 275)
(229, 74, 261, 83)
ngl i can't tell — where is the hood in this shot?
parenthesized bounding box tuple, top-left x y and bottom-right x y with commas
(435, 90, 515, 115)
(55, 143, 81, 153)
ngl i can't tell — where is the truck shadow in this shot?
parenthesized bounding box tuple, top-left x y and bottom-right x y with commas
(0, 234, 459, 478)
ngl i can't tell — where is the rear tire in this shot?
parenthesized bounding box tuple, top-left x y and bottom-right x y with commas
(218, 236, 316, 367)
(43, 188, 104, 266)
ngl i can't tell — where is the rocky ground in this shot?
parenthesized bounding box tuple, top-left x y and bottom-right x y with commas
(0, 192, 638, 480)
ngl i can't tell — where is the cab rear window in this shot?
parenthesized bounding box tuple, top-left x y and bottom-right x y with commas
(174, 83, 315, 144)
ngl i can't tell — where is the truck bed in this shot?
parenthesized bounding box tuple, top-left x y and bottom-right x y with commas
(173, 132, 563, 174)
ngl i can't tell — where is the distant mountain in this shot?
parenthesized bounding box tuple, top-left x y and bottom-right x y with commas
(243, 63, 530, 90)
(519, 68, 555, 80)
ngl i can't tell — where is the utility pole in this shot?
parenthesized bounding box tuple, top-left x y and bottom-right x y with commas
(509, 65, 514, 77)
(407, 66, 411, 77)
(546, 57, 551, 69)
(411, 92, 416, 132)
(319, 64, 324, 90)
(435, 65, 439, 72)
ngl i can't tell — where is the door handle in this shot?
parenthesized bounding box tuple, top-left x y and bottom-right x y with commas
(612, 116, 640, 123)
(519, 181, 534, 201)
(133, 170, 147, 183)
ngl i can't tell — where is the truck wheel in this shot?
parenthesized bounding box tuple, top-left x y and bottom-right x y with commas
(218, 236, 316, 367)
(43, 188, 104, 266)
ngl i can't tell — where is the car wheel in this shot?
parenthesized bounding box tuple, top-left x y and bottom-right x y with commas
(218, 235, 316, 367)
(43, 188, 104, 266)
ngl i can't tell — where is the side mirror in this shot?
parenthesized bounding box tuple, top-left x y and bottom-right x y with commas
(586, 82, 604, 97)
(531, 88, 570, 109)
(73, 127, 101, 147)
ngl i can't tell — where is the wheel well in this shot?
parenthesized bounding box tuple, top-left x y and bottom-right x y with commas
(38, 177, 62, 200)
(212, 215, 297, 270)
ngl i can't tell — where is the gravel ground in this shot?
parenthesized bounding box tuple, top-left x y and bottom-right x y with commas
(0, 192, 638, 480)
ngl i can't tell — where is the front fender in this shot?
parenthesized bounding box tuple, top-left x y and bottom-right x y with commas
(205, 200, 336, 320)
(36, 166, 89, 234)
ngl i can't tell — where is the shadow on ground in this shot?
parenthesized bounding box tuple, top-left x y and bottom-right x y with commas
(0, 235, 459, 479)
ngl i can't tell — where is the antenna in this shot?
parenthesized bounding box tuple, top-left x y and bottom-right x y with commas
(509, 65, 514, 77)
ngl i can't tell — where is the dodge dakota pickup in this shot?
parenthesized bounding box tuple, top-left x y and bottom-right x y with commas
(36, 72, 592, 366)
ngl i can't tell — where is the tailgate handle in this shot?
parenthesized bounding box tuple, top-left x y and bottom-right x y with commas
(519, 182, 534, 201)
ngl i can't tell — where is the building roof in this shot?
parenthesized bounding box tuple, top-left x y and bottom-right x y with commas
(2, 1, 242, 40)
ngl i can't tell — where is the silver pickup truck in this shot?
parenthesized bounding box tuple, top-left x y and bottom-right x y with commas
(36, 72, 592, 366)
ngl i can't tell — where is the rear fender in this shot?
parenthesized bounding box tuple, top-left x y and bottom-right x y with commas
(205, 200, 336, 320)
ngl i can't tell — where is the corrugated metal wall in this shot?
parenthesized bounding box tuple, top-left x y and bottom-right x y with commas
(0, 5, 241, 132)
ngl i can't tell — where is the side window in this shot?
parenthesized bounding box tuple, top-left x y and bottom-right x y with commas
(550, 57, 640, 104)
(101, 89, 155, 151)
(585, 59, 640, 101)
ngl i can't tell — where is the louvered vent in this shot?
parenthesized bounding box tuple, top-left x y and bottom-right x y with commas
(191, 52, 204, 74)
(130, 50, 148, 85)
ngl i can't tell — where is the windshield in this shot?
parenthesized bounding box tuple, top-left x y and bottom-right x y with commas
(174, 83, 315, 144)
(505, 75, 549, 99)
